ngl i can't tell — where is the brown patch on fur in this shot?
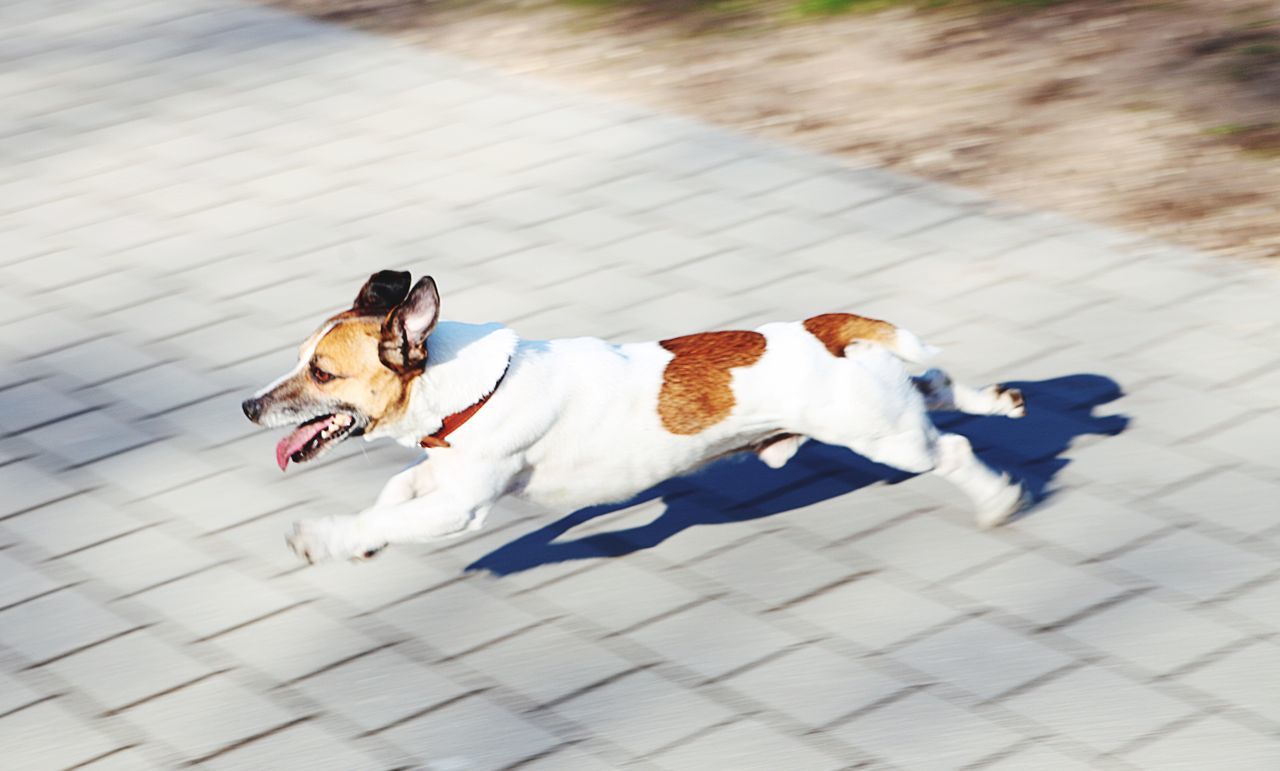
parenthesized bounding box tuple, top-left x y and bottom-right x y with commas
(307, 317, 415, 428)
(803, 313, 896, 357)
(657, 330, 766, 435)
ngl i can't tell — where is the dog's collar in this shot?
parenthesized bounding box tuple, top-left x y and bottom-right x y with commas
(418, 357, 512, 449)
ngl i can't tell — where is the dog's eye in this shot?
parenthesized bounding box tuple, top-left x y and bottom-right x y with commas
(311, 365, 336, 384)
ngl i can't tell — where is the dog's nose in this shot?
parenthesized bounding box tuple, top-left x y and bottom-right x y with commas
(242, 397, 263, 423)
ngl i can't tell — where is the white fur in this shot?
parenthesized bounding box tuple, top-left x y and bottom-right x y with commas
(253, 320, 337, 400)
(286, 320, 1026, 562)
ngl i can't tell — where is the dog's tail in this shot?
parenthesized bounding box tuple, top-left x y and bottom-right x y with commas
(805, 313, 940, 364)
(885, 326, 940, 364)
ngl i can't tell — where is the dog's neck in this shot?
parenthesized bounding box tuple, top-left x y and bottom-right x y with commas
(368, 320, 519, 446)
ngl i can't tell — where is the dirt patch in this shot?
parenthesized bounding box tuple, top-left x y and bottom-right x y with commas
(265, 0, 1280, 260)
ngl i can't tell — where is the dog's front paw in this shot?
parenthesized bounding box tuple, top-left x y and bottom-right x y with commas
(287, 516, 383, 564)
(975, 481, 1030, 530)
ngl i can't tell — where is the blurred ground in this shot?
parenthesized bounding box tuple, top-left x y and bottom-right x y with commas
(3, 0, 1280, 769)
(269, 0, 1280, 259)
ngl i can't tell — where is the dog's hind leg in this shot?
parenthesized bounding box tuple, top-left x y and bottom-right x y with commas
(816, 423, 1023, 529)
(930, 432, 1025, 528)
(913, 368, 1025, 418)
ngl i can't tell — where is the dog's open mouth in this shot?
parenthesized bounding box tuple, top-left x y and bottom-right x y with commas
(275, 413, 359, 471)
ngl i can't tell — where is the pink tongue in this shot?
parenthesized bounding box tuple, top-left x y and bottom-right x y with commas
(275, 418, 331, 471)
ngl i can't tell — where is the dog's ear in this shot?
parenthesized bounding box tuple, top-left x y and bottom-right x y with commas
(353, 270, 412, 315)
(379, 276, 440, 373)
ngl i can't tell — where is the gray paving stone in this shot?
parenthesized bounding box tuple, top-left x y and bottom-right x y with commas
(1001, 665, 1195, 754)
(1155, 469, 1280, 536)
(294, 549, 458, 614)
(90, 362, 233, 419)
(380, 693, 560, 771)
(652, 718, 843, 771)
(846, 513, 1015, 584)
(689, 533, 856, 609)
(0, 458, 82, 512)
(145, 468, 303, 534)
(538, 560, 702, 633)
(722, 211, 842, 254)
(1038, 301, 1188, 358)
(203, 722, 387, 771)
(588, 171, 698, 213)
(0, 670, 43, 715)
(1059, 595, 1243, 676)
(79, 441, 220, 500)
(0, 699, 120, 771)
(996, 235, 1125, 281)
(832, 691, 1023, 769)
(1180, 641, 1280, 723)
(628, 600, 799, 682)
(1138, 328, 1274, 387)
(1193, 411, 1280, 468)
(983, 744, 1097, 770)
(1219, 579, 1280, 633)
(515, 745, 616, 771)
(106, 295, 227, 343)
(119, 675, 297, 764)
(131, 564, 296, 640)
(74, 747, 166, 771)
(61, 527, 216, 597)
(791, 485, 937, 544)
(535, 208, 643, 250)
(787, 575, 958, 651)
(45, 629, 211, 712)
(652, 191, 776, 235)
(22, 408, 159, 468)
(596, 230, 721, 272)
(723, 643, 906, 728)
(892, 616, 1074, 700)
(1014, 490, 1170, 559)
(1088, 261, 1231, 308)
(1108, 529, 1275, 602)
(1061, 435, 1216, 501)
(842, 192, 961, 237)
(292, 647, 469, 732)
(376, 580, 542, 658)
(1121, 378, 1251, 443)
(950, 277, 1098, 326)
(211, 604, 380, 683)
(909, 214, 1040, 259)
(1124, 715, 1280, 771)
(460, 623, 634, 705)
(951, 552, 1129, 627)
(0, 311, 108, 361)
(553, 670, 734, 758)
(0, 549, 60, 608)
(695, 156, 807, 196)
(0, 379, 99, 435)
(0, 588, 133, 664)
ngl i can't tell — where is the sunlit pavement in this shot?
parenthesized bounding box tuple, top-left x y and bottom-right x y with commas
(2, 1, 1280, 768)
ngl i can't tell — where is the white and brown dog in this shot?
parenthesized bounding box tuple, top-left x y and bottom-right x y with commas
(242, 270, 1027, 563)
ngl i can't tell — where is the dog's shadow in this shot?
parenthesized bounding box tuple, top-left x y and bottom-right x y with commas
(467, 374, 1128, 577)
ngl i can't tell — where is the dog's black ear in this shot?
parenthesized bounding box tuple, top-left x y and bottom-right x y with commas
(353, 270, 412, 315)
(379, 276, 440, 373)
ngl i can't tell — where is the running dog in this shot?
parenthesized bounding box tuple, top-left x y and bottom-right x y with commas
(241, 271, 1027, 563)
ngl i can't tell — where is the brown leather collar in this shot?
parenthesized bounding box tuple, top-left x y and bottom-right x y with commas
(418, 358, 512, 449)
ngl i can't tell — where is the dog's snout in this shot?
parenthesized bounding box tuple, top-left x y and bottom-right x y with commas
(242, 396, 264, 423)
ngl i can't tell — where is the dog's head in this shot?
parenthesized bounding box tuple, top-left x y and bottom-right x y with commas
(241, 270, 440, 470)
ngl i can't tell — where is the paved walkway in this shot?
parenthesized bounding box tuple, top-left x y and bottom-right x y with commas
(3, 0, 1280, 768)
